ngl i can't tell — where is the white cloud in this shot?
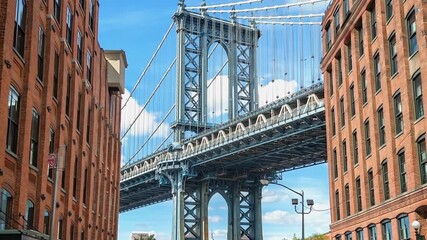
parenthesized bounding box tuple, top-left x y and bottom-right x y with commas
(262, 188, 290, 203)
(121, 89, 170, 138)
(208, 215, 223, 223)
(211, 229, 227, 239)
(258, 79, 298, 106)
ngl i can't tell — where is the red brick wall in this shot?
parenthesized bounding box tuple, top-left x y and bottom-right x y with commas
(322, 0, 427, 239)
(0, 0, 122, 239)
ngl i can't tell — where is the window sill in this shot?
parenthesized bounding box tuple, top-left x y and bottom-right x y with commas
(371, 36, 377, 44)
(358, 53, 364, 61)
(390, 71, 399, 80)
(29, 165, 39, 172)
(13, 48, 25, 65)
(375, 88, 382, 96)
(414, 116, 424, 125)
(354, 162, 359, 168)
(365, 153, 372, 160)
(395, 131, 404, 138)
(386, 15, 394, 25)
(52, 96, 58, 105)
(5, 149, 18, 160)
(378, 143, 386, 151)
(347, 69, 353, 76)
(409, 50, 419, 60)
(36, 77, 44, 87)
(362, 102, 368, 108)
(351, 115, 356, 121)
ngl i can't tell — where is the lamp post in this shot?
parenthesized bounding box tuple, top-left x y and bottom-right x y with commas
(412, 220, 421, 240)
(260, 179, 314, 240)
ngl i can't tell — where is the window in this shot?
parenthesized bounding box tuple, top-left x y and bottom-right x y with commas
(368, 169, 375, 206)
(361, 70, 367, 104)
(332, 108, 336, 136)
(66, 6, 72, 47)
(370, 5, 377, 40)
(0, 189, 13, 230)
(357, 24, 364, 57)
(365, 120, 371, 156)
(340, 97, 345, 127)
(335, 190, 340, 221)
(13, 0, 26, 57)
(389, 34, 398, 76)
(397, 215, 410, 240)
(79, 0, 85, 10)
(336, 235, 342, 240)
(89, 0, 94, 31)
(345, 184, 350, 216)
(385, 0, 393, 21)
(43, 210, 50, 234)
(53, 51, 59, 99)
(353, 131, 358, 165)
(86, 108, 91, 143)
(382, 160, 390, 200)
(54, 0, 61, 22)
(413, 74, 424, 120)
(418, 137, 427, 184)
(328, 69, 333, 96)
(58, 216, 63, 240)
(368, 224, 377, 240)
(374, 53, 381, 91)
(356, 177, 362, 212)
(7, 86, 20, 154)
(334, 148, 338, 179)
(398, 151, 407, 193)
(356, 228, 364, 240)
(83, 168, 88, 204)
(30, 108, 40, 167)
(377, 107, 385, 146)
(343, 140, 348, 172)
(381, 220, 392, 240)
(77, 30, 83, 65)
(407, 9, 418, 56)
(343, 0, 350, 17)
(326, 25, 332, 51)
(48, 128, 55, 179)
(87, 50, 92, 83)
(66, 73, 71, 116)
(73, 157, 78, 198)
(347, 42, 352, 72)
(334, 6, 340, 37)
(37, 26, 45, 81)
(338, 56, 343, 86)
(25, 200, 34, 230)
(77, 92, 82, 131)
(70, 223, 75, 240)
(350, 85, 355, 117)
(394, 93, 403, 135)
(81, 230, 85, 240)
(345, 231, 352, 240)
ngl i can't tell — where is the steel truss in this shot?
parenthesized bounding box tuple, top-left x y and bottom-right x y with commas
(173, 9, 260, 142)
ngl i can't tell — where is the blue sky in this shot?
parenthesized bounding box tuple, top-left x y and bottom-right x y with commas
(98, 1, 331, 239)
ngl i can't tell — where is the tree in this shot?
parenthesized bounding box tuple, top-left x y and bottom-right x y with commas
(146, 234, 156, 240)
(285, 233, 328, 240)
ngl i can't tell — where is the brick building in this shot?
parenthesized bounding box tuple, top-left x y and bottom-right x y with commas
(0, 0, 126, 239)
(321, 0, 427, 239)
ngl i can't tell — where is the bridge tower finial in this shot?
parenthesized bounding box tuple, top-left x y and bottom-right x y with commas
(178, 0, 186, 12)
(200, 0, 208, 16)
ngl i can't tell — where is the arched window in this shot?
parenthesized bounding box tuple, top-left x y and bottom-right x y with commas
(381, 219, 392, 240)
(25, 200, 34, 229)
(43, 209, 50, 234)
(0, 189, 13, 230)
(397, 214, 410, 239)
(368, 223, 377, 240)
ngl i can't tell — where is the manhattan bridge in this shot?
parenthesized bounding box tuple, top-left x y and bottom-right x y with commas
(119, 0, 329, 239)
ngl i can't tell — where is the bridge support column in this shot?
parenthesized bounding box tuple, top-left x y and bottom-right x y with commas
(170, 170, 186, 240)
(227, 183, 263, 240)
(183, 181, 209, 240)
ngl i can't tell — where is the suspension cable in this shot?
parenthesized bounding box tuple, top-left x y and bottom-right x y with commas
(256, 21, 321, 25)
(207, 60, 229, 89)
(207, 0, 329, 13)
(122, 22, 175, 110)
(124, 105, 176, 166)
(187, 0, 262, 10)
(237, 14, 324, 20)
(121, 58, 177, 140)
(154, 131, 174, 153)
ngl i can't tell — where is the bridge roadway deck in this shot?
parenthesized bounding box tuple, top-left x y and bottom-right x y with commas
(120, 83, 326, 213)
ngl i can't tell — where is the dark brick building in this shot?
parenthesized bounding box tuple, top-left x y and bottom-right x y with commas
(321, 0, 427, 239)
(0, 0, 126, 239)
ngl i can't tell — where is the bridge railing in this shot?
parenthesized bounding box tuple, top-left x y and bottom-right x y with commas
(120, 94, 324, 182)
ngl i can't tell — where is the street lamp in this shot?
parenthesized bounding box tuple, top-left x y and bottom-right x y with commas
(261, 179, 314, 240)
(412, 220, 421, 240)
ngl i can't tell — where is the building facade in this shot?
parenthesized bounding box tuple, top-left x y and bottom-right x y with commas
(0, 0, 126, 239)
(321, 0, 427, 239)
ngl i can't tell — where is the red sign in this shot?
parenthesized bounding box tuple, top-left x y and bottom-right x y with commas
(48, 154, 57, 168)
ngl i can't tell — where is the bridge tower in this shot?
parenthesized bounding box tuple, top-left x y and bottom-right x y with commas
(172, 0, 260, 143)
(160, 1, 262, 240)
